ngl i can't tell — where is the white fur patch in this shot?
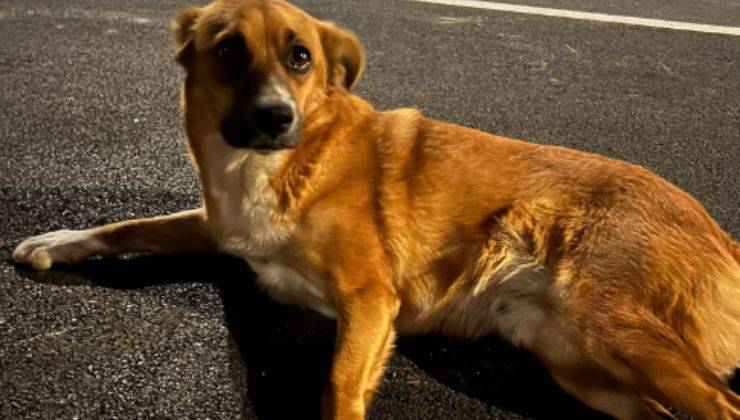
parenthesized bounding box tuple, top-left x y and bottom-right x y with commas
(199, 133, 294, 257)
(198, 132, 335, 315)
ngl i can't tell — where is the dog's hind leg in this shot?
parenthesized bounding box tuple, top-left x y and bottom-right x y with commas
(528, 328, 671, 419)
(12, 208, 215, 270)
(570, 303, 740, 419)
(548, 366, 672, 420)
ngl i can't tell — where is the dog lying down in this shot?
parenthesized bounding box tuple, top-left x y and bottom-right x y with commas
(13, 0, 740, 418)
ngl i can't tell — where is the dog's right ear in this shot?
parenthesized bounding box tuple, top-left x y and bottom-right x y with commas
(171, 6, 201, 65)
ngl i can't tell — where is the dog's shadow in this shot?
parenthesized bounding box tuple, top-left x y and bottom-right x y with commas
(17, 254, 739, 419)
(16, 254, 334, 419)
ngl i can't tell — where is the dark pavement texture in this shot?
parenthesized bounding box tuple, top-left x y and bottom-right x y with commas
(1, 0, 738, 418)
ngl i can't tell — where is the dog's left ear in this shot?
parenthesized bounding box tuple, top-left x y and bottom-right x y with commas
(319, 23, 365, 90)
(171, 6, 201, 65)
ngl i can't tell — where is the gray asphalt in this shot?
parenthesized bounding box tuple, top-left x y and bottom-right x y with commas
(1, 0, 738, 418)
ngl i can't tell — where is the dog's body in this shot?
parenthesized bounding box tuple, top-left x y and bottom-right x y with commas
(13, 0, 740, 418)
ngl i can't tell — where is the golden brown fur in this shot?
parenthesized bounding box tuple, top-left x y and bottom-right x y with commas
(13, 0, 740, 418)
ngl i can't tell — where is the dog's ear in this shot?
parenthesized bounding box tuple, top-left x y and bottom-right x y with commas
(320, 23, 365, 90)
(171, 6, 201, 65)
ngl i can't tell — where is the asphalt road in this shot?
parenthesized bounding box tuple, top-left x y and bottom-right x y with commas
(1, 0, 738, 418)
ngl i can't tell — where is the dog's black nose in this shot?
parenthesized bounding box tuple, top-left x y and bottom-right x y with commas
(255, 104, 294, 139)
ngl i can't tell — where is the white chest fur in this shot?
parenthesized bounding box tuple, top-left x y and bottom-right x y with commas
(199, 136, 293, 257)
(197, 135, 334, 316)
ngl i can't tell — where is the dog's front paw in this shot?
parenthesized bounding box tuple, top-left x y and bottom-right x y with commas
(12, 229, 101, 271)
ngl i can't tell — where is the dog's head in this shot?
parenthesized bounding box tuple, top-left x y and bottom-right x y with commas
(172, 0, 364, 150)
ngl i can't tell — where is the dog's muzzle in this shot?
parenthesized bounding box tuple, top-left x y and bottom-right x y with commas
(220, 78, 301, 150)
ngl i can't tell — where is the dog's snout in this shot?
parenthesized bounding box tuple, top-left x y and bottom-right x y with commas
(219, 78, 301, 150)
(256, 103, 294, 139)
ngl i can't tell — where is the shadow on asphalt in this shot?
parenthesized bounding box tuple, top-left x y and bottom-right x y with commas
(16, 254, 333, 419)
(15, 254, 740, 419)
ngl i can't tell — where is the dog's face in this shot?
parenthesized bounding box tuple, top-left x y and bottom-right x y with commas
(172, 0, 364, 151)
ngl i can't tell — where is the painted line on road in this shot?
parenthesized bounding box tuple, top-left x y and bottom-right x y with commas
(404, 0, 740, 36)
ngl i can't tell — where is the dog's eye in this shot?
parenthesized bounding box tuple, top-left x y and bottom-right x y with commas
(215, 36, 248, 70)
(287, 45, 311, 73)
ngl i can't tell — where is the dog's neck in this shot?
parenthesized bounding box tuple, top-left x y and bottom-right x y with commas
(272, 88, 375, 211)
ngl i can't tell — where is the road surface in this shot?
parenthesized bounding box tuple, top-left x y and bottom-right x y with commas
(1, 0, 738, 418)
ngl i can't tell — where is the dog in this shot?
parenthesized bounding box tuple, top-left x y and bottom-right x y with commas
(12, 0, 740, 418)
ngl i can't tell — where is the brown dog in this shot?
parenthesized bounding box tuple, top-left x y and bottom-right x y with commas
(12, 0, 740, 418)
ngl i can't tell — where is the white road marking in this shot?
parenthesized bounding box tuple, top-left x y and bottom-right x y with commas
(404, 0, 740, 36)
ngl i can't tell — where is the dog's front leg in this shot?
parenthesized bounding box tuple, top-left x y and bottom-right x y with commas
(12, 208, 215, 270)
(322, 269, 400, 420)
